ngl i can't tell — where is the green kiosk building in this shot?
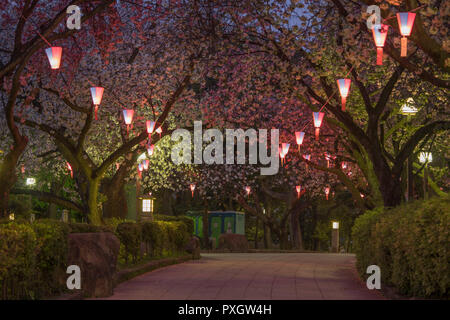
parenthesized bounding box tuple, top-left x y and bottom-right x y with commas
(188, 211, 245, 248)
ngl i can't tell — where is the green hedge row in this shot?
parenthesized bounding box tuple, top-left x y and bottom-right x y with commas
(0, 215, 193, 298)
(113, 218, 191, 265)
(352, 196, 449, 298)
(0, 220, 69, 299)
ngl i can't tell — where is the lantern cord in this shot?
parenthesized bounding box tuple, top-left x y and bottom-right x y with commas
(381, 4, 426, 22)
(21, 13, 52, 47)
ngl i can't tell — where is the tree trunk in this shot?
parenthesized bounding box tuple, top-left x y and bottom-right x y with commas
(263, 222, 272, 249)
(202, 197, 209, 248)
(0, 140, 27, 217)
(87, 179, 102, 225)
(290, 210, 303, 250)
(103, 180, 128, 219)
(254, 217, 259, 249)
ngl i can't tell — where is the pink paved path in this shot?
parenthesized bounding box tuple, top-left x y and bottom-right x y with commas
(103, 253, 385, 300)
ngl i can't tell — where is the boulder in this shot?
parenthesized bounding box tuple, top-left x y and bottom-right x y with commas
(185, 236, 201, 259)
(218, 234, 249, 252)
(67, 232, 120, 298)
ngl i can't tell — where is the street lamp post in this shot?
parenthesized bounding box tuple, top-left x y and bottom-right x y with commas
(400, 98, 418, 202)
(419, 152, 432, 200)
(331, 221, 339, 253)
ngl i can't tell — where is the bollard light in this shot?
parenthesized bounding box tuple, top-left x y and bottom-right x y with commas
(332, 221, 339, 229)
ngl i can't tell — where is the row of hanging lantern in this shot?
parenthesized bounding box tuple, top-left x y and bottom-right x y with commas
(44, 47, 164, 142)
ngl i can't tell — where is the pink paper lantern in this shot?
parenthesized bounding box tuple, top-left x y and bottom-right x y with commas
(245, 186, 251, 196)
(90, 87, 104, 120)
(303, 154, 311, 170)
(281, 143, 290, 157)
(155, 126, 162, 139)
(337, 79, 351, 111)
(372, 24, 389, 65)
(325, 187, 330, 200)
(190, 184, 196, 198)
(279, 146, 285, 166)
(147, 144, 154, 156)
(295, 131, 305, 152)
(123, 109, 134, 135)
(45, 47, 62, 69)
(296, 185, 301, 199)
(325, 152, 332, 168)
(312, 112, 325, 140)
(146, 120, 155, 141)
(396, 12, 416, 57)
(66, 162, 73, 178)
(143, 159, 149, 170)
(138, 163, 143, 179)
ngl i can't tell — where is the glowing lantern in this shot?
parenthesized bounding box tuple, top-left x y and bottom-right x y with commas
(90, 87, 104, 120)
(337, 79, 351, 111)
(303, 154, 311, 171)
(45, 47, 62, 69)
(295, 131, 305, 153)
(123, 109, 134, 135)
(360, 193, 365, 198)
(281, 143, 290, 157)
(296, 185, 301, 199)
(67, 162, 73, 178)
(190, 184, 196, 198)
(325, 187, 330, 200)
(325, 152, 331, 168)
(21, 165, 25, 174)
(372, 24, 389, 65)
(138, 163, 143, 179)
(396, 12, 416, 57)
(143, 159, 149, 170)
(146, 120, 155, 141)
(341, 162, 347, 169)
(245, 186, 251, 196)
(155, 127, 162, 139)
(279, 146, 285, 165)
(312, 112, 324, 140)
(116, 162, 120, 171)
(147, 144, 154, 156)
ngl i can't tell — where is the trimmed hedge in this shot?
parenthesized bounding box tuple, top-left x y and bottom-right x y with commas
(0, 220, 68, 299)
(154, 214, 194, 234)
(352, 196, 449, 298)
(0, 216, 194, 298)
(114, 219, 193, 266)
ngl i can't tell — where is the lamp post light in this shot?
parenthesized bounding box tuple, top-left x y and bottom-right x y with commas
(331, 221, 339, 253)
(400, 98, 418, 202)
(419, 152, 432, 199)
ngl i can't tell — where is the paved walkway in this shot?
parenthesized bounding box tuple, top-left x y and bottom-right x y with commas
(103, 253, 385, 300)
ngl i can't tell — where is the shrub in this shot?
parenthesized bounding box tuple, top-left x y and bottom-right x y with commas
(0, 223, 37, 299)
(154, 214, 194, 234)
(0, 219, 70, 299)
(117, 219, 192, 265)
(32, 220, 69, 296)
(68, 222, 113, 233)
(352, 196, 450, 298)
(115, 222, 142, 264)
